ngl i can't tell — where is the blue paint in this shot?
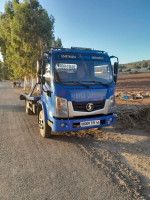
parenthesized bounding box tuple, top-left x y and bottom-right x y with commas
(52, 114, 114, 132)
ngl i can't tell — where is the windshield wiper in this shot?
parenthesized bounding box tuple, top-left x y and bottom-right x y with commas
(81, 81, 109, 87)
(60, 81, 89, 88)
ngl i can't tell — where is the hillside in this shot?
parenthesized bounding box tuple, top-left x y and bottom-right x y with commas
(119, 60, 150, 73)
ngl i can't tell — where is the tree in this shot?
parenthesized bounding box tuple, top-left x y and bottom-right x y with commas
(0, 61, 9, 80)
(54, 37, 63, 48)
(125, 68, 131, 72)
(118, 68, 122, 72)
(134, 65, 141, 69)
(0, 61, 2, 80)
(0, 0, 62, 79)
(142, 62, 148, 68)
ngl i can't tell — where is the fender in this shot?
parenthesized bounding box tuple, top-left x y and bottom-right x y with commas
(38, 100, 48, 122)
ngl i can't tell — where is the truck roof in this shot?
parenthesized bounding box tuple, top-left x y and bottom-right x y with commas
(44, 47, 108, 56)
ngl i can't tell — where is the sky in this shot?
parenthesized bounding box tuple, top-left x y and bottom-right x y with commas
(0, 0, 150, 64)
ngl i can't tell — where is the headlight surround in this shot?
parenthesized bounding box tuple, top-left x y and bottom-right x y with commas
(55, 96, 68, 118)
(108, 95, 115, 113)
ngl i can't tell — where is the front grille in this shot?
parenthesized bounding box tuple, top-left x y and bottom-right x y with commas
(72, 100, 105, 112)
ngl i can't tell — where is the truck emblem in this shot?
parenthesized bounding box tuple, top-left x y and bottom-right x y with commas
(86, 103, 94, 111)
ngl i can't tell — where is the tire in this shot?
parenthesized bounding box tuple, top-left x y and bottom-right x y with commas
(25, 101, 32, 115)
(39, 109, 52, 138)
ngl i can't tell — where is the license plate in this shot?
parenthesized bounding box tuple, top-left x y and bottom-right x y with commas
(80, 120, 100, 127)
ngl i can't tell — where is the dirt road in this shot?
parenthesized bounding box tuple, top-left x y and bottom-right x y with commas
(0, 81, 150, 200)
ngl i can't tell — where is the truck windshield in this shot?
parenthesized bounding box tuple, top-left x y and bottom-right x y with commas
(54, 53, 113, 86)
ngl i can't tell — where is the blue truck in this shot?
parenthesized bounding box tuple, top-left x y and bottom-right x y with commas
(20, 47, 118, 138)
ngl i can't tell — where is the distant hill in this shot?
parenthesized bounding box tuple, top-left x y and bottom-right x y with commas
(119, 60, 150, 73)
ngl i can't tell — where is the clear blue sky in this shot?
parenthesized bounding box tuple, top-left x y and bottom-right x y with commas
(0, 0, 150, 64)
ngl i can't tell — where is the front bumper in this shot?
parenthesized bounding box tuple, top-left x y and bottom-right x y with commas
(50, 114, 114, 132)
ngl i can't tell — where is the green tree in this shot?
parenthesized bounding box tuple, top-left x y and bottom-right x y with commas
(54, 37, 63, 48)
(118, 68, 122, 72)
(0, 0, 61, 79)
(125, 68, 131, 72)
(0, 61, 2, 80)
(142, 62, 148, 68)
(0, 60, 9, 80)
(0, 1, 14, 77)
(134, 65, 141, 69)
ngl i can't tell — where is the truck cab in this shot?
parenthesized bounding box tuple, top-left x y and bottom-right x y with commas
(20, 47, 118, 138)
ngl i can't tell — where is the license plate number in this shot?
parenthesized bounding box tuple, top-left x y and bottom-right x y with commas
(80, 120, 100, 127)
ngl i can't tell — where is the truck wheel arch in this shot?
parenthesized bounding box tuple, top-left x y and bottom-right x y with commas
(38, 101, 47, 122)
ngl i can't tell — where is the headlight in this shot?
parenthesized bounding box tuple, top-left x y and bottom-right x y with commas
(108, 95, 115, 113)
(55, 96, 68, 118)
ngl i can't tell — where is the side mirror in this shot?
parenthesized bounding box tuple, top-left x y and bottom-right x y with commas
(41, 67, 45, 75)
(37, 58, 46, 75)
(42, 77, 45, 85)
(114, 62, 118, 74)
(41, 59, 46, 74)
(37, 76, 41, 84)
(114, 74, 117, 84)
(37, 59, 42, 75)
(47, 91, 51, 97)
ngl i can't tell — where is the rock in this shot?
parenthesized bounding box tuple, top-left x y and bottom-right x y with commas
(145, 92, 150, 97)
(130, 94, 135, 100)
(135, 93, 143, 99)
(115, 92, 120, 97)
(115, 91, 150, 100)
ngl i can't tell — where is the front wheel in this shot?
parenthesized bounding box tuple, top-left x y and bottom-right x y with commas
(39, 109, 52, 138)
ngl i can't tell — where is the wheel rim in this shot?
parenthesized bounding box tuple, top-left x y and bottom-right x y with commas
(39, 111, 45, 137)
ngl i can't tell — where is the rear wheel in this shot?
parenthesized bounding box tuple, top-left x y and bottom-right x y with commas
(39, 109, 51, 138)
(25, 101, 32, 115)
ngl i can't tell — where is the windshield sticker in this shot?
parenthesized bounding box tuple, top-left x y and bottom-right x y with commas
(55, 63, 77, 73)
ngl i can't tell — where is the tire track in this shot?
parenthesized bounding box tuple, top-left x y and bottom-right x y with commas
(76, 136, 146, 200)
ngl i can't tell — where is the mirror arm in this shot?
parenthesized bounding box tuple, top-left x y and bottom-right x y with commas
(110, 56, 119, 63)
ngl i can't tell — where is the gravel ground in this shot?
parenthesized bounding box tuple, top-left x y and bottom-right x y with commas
(0, 81, 150, 200)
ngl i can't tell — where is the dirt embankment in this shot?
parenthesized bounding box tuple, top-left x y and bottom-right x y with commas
(115, 73, 150, 131)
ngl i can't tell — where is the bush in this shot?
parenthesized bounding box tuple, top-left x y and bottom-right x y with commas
(125, 68, 131, 72)
(147, 66, 150, 70)
(134, 65, 141, 69)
